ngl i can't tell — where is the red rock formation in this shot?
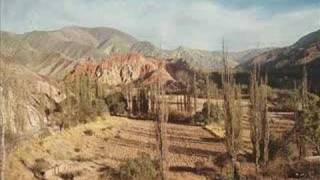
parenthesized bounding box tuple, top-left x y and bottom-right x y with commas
(67, 53, 175, 87)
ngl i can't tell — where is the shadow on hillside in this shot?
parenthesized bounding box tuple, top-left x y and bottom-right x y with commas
(169, 145, 224, 157)
(120, 127, 223, 145)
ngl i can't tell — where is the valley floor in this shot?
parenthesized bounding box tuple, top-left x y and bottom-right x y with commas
(7, 116, 244, 180)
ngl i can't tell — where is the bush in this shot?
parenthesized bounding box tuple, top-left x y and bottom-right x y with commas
(58, 171, 81, 180)
(270, 89, 319, 112)
(268, 135, 293, 161)
(93, 99, 107, 116)
(265, 159, 320, 179)
(194, 102, 223, 125)
(168, 110, 191, 124)
(105, 92, 127, 116)
(83, 129, 94, 136)
(286, 160, 320, 179)
(31, 158, 51, 179)
(119, 152, 157, 180)
(270, 89, 299, 111)
(193, 112, 206, 125)
(298, 102, 320, 155)
(213, 153, 229, 173)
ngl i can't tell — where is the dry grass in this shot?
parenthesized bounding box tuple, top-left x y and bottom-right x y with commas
(6, 116, 122, 180)
(6, 114, 233, 180)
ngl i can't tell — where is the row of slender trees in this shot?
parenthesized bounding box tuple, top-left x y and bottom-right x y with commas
(123, 43, 270, 179)
(249, 65, 269, 171)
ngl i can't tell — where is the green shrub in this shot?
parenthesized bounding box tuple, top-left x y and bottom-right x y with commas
(119, 152, 157, 180)
(298, 103, 320, 155)
(270, 89, 299, 111)
(105, 92, 127, 115)
(194, 102, 223, 125)
(270, 89, 319, 112)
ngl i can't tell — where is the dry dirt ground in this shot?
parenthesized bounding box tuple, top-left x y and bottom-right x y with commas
(206, 99, 295, 153)
(6, 99, 295, 180)
(7, 116, 234, 180)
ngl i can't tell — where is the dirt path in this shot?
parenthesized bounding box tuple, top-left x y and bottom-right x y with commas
(7, 116, 228, 180)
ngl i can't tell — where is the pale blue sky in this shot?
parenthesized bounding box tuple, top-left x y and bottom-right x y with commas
(1, 0, 320, 51)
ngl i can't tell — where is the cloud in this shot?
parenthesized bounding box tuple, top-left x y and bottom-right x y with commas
(1, 0, 320, 51)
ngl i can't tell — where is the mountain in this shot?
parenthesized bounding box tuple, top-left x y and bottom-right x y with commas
(1, 26, 268, 71)
(239, 29, 320, 69)
(65, 53, 185, 89)
(238, 29, 320, 92)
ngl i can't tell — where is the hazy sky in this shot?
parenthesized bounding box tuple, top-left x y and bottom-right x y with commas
(1, 0, 320, 51)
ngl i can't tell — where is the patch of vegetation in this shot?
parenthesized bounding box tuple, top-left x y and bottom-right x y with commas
(31, 158, 51, 179)
(83, 129, 94, 136)
(105, 92, 127, 116)
(265, 158, 320, 179)
(213, 153, 229, 174)
(269, 89, 319, 112)
(70, 155, 93, 162)
(94, 99, 108, 116)
(168, 110, 191, 124)
(74, 148, 81, 153)
(118, 152, 158, 180)
(286, 160, 320, 179)
(194, 102, 223, 125)
(268, 135, 294, 161)
(39, 128, 52, 139)
(58, 171, 81, 180)
(297, 99, 320, 155)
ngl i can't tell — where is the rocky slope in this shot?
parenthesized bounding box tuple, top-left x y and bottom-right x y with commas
(0, 55, 64, 136)
(66, 53, 176, 87)
(1, 26, 268, 71)
(238, 29, 320, 92)
(239, 29, 320, 70)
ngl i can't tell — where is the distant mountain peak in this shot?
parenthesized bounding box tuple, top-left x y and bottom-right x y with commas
(1, 26, 270, 71)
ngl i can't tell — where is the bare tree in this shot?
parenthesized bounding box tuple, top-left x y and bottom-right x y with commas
(261, 74, 269, 167)
(221, 41, 242, 179)
(155, 83, 169, 180)
(296, 63, 308, 158)
(249, 65, 269, 170)
(206, 73, 211, 117)
(249, 65, 261, 171)
(193, 72, 197, 114)
(0, 84, 6, 180)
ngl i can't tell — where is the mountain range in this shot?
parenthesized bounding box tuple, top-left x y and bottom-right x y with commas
(238, 29, 320, 92)
(0, 26, 270, 71)
(1, 25, 320, 136)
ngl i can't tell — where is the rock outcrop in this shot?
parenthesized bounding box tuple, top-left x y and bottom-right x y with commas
(0, 55, 64, 135)
(67, 53, 175, 87)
